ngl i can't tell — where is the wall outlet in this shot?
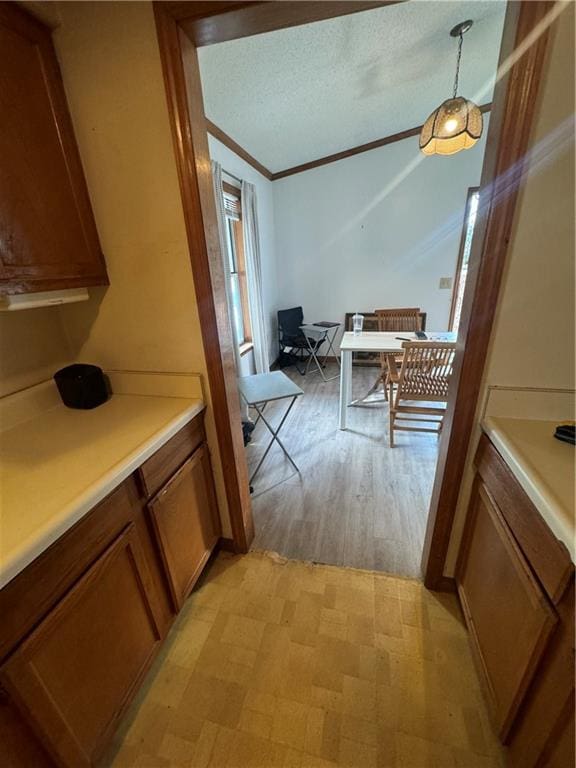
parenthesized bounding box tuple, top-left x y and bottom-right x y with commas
(439, 277, 452, 289)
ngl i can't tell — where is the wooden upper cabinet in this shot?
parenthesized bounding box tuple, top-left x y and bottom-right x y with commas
(0, 3, 108, 295)
(456, 480, 558, 741)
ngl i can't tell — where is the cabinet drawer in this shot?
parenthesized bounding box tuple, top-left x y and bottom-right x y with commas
(148, 444, 220, 609)
(456, 480, 558, 740)
(138, 415, 205, 499)
(0, 524, 163, 767)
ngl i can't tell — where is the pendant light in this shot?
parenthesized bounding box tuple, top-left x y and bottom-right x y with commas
(420, 20, 483, 156)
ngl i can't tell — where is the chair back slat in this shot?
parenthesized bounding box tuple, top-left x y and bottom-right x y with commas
(375, 308, 422, 332)
(396, 341, 456, 401)
(278, 306, 304, 341)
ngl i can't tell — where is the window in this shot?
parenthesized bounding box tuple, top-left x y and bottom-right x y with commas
(223, 184, 252, 348)
(450, 187, 480, 332)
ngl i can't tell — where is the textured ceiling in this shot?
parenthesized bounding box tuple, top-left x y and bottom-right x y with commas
(198, 1, 507, 173)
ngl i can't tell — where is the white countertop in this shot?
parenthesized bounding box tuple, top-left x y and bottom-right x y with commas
(483, 416, 575, 561)
(0, 393, 204, 588)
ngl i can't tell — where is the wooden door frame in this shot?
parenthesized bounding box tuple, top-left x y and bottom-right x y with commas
(153, 0, 555, 586)
(421, 0, 556, 589)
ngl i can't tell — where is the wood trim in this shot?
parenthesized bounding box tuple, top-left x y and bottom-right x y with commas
(272, 104, 493, 180)
(448, 186, 480, 331)
(230, 217, 253, 345)
(172, 1, 400, 47)
(154, 4, 254, 553)
(206, 119, 273, 180)
(434, 575, 457, 594)
(222, 180, 241, 197)
(219, 181, 253, 346)
(161, 2, 260, 25)
(422, 1, 555, 589)
(218, 537, 237, 553)
(210, 105, 491, 184)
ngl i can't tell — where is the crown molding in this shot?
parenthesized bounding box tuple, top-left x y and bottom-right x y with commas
(206, 102, 493, 183)
(176, 2, 402, 47)
(272, 102, 493, 179)
(205, 119, 273, 180)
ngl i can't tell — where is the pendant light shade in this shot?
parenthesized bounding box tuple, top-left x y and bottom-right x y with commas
(420, 97, 483, 156)
(420, 20, 483, 157)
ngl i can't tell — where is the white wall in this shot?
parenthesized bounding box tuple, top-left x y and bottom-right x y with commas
(207, 135, 279, 367)
(0, 307, 72, 397)
(445, 5, 575, 574)
(272, 125, 488, 335)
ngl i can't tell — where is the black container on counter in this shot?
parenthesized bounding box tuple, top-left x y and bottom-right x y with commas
(54, 364, 109, 409)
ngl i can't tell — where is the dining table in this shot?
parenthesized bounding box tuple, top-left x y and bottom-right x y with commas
(338, 330, 457, 429)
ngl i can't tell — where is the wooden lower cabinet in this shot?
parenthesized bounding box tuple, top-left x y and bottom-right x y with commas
(1, 525, 162, 767)
(148, 444, 220, 610)
(457, 480, 557, 739)
(0, 695, 53, 768)
(456, 434, 575, 767)
(507, 580, 575, 768)
(0, 416, 221, 767)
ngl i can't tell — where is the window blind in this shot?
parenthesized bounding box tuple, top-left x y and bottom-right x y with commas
(223, 192, 241, 220)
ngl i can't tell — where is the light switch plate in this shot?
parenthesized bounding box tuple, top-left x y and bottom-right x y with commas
(439, 277, 452, 289)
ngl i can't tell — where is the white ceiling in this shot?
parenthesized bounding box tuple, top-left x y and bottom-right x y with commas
(198, 1, 507, 173)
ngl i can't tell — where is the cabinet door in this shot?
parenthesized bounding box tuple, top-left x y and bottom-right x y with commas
(0, 4, 108, 295)
(148, 444, 220, 610)
(0, 525, 162, 768)
(456, 480, 557, 741)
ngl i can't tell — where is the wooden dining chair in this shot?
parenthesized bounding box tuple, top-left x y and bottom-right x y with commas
(370, 308, 422, 401)
(375, 308, 422, 333)
(388, 340, 456, 447)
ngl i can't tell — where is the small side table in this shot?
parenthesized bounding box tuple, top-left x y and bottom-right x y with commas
(299, 322, 341, 382)
(238, 371, 304, 486)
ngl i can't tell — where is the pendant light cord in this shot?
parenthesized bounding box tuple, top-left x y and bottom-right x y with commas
(453, 32, 463, 98)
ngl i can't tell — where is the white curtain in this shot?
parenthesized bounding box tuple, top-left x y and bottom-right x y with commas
(211, 161, 242, 374)
(241, 181, 270, 374)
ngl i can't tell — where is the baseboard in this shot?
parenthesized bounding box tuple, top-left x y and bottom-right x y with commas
(271, 355, 379, 373)
(324, 355, 379, 368)
(434, 575, 457, 593)
(218, 537, 237, 553)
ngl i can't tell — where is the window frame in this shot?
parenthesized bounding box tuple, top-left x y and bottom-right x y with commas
(222, 181, 252, 351)
(449, 186, 480, 331)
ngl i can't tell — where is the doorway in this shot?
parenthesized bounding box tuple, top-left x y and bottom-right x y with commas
(195, 5, 505, 577)
(154, 0, 554, 589)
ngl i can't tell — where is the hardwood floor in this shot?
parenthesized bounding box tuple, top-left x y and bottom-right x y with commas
(247, 365, 439, 578)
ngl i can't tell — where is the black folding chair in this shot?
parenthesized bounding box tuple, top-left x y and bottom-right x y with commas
(277, 306, 324, 375)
